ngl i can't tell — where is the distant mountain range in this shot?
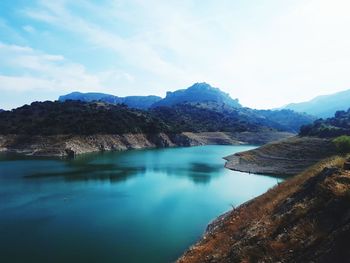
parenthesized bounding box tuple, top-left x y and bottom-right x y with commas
(0, 81, 316, 135)
(0, 82, 316, 136)
(0, 100, 314, 135)
(284, 89, 350, 118)
(59, 92, 161, 110)
(59, 82, 241, 110)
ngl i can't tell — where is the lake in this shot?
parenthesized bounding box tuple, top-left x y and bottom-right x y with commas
(0, 145, 282, 263)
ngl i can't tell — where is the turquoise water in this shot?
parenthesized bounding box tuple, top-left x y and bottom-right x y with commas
(0, 145, 282, 263)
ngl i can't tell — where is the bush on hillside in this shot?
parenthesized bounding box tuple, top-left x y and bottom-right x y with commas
(333, 135, 350, 154)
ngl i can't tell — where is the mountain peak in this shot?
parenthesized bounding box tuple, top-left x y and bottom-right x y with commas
(189, 82, 212, 89)
(153, 83, 241, 108)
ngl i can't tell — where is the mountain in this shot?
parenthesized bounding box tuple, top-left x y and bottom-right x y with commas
(284, 89, 350, 118)
(256, 109, 316, 133)
(151, 103, 263, 133)
(59, 83, 241, 109)
(151, 82, 241, 108)
(300, 108, 350, 137)
(151, 102, 314, 133)
(0, 100, 312, 136)
(0, 101, 168, 135)
(59, 92, 161, 109)
(4, 82, 313, 135)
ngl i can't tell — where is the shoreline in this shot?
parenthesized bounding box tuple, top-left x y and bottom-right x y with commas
(177, 156, 348, 262)
(224, 136, 338, 176)
(0, 131, 293, 157)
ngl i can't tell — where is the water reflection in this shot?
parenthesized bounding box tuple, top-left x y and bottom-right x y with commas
(13, 147, 228, 184)
(26, 161, 145, 183)
(0, 145, 284, 263)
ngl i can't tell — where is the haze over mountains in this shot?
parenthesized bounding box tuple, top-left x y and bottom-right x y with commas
(58, 82, 315, 133)
(59, 82, 350, 120)
(59, 83, 241, 110)
(284, 88, 350, 118)
(0, 82, 315, 135)
(59, 92, 162, 110)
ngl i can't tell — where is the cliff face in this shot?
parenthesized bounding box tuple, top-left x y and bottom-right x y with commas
(178, 157, 350, 263)
(0, 131, 293, 157)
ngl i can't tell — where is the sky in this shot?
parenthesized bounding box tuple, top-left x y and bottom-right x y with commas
(0, 0, 350, 110)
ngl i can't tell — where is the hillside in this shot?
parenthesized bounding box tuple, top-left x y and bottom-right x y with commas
(284, 89, 350, 118)
(151, 102, 314, 133)
(0, 100, 312, 136)
(59, 92, 161, 109)
(224, 107, 348, 177)
(57, 83, 314, 133)
(151, 82, 241, 108)
(0, 101, 169, 135)
(225, 137, 337, 176)
(0, 100, 303, 156)
(256, 109, 315, 133)
(178, 157, 350, 263)
(151, 104, 262, 133)
(300, 108, 350, 137)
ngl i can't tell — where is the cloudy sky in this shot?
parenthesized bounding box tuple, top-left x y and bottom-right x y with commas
(1, 0, 350, 110)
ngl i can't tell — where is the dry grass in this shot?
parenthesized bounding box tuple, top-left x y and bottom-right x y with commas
(178, 155, 348, 263)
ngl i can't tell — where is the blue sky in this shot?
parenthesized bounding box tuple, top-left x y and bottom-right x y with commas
(0, 0, 350, 110)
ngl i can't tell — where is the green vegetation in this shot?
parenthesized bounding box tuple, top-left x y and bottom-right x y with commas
(333, 135, 350, 154)
(151, 102, 313, 133)
(0, 100, 314, 135)
(0, 101, 169, 135)
(300, 108, 350, 137)
(150, 104, 261, 133)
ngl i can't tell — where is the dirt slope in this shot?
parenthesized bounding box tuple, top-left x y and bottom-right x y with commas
(178, 157, 350, 263)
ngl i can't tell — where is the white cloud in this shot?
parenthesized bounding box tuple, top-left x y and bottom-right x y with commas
(0, 42, 102, 92)
(0, 42, 136, 107)
(3, 0, 350, 109)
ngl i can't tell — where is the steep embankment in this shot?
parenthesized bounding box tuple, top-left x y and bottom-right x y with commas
(224, 137, 337, 176)
(0, 131, 293, 157)
(178, 157, 350, 263)
(0, 133, 180, 156)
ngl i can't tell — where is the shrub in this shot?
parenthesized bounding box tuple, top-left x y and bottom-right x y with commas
(333, 135, 350, 154)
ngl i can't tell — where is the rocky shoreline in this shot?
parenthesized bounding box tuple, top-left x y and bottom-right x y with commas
(0, 131, 293, 157)
(224, 136, 338, 176)
(177, 156, 349, 263)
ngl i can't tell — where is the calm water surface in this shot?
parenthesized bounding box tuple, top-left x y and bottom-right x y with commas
(0, 145, 282, 263)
